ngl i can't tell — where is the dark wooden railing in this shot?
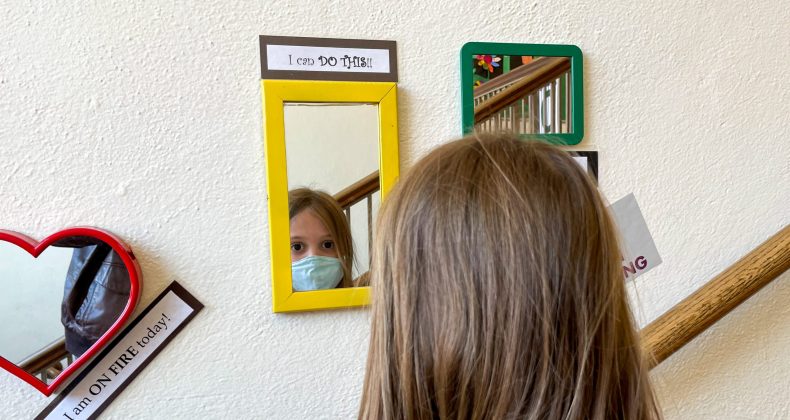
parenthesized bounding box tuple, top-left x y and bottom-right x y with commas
(643, 224, 790, 368)
(473, 57, 565, 98)
(334, 171, 380, 287)
(334, 171, 380, 210)
(474, 56, 571, 134)
(18, 338, 72, 383)
(334, 170, 380, 252)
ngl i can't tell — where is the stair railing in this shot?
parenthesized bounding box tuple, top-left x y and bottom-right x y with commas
(334, 171, 380, 287)
(474, 56, 571, 134)
(333, 170, 380, 245)
(18, 338, 72, 384)
(642, 224, 790, 368)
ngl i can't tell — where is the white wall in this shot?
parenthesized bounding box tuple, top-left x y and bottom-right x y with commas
(0, 1, 788, 419)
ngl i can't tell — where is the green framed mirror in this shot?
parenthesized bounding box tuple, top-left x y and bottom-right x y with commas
(460, 42, 584, 145)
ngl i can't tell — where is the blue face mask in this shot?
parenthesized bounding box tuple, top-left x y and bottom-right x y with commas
(292, 256, 344, 291)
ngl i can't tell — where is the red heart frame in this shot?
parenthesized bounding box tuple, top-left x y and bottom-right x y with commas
(0, 227, 141, 396)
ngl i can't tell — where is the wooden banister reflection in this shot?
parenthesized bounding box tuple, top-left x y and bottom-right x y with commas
(19, 339, 68, 373)
(473, 57, 555, 98)
(334, 171, 380, 282)
(474, 56, 570, 124)
(642, 224, 790, 369)
(18, 338, 72, 382)
(334, 171, 380, 209)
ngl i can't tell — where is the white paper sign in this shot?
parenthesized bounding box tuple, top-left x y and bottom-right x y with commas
(573, 156, 588, 172)
(39, 284, 202, 420)
(609, 194, 662, 280)
(266, 44, 391, 73)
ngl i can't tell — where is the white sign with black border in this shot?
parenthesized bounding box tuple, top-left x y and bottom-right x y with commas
(266, 45, 391, 74)
(36, 281, 203, 420)
(260, 35, 398, 82)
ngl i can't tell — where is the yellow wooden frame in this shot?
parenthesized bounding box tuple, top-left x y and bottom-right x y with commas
(261, 79, 399, 313)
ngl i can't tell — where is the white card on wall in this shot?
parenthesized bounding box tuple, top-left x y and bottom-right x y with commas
(266, 45, 391, 73)
(569, 151, 598, 180)
(609, 193, 662, 280)
(260, 35, 398, 82)
(573, 156, 588, 172)
(36, 282, 203, 420)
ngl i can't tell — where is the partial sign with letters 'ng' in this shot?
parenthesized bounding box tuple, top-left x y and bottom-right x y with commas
(609, 193, 662, 280)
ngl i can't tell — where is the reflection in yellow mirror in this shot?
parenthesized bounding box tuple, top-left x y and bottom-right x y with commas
(261, 80, 399, 312)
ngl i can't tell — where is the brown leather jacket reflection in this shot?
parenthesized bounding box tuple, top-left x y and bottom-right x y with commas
(55, 237, 131, 357)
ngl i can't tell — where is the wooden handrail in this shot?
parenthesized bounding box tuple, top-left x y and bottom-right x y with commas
(642, 224, 790, 369)
(474, 56, 570, 124)
(19, 338, 70, 375)
(334, 171, 380, 209)
(473, 57, 552, 98)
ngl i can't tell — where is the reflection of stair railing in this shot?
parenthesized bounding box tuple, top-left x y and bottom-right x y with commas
(643, 224, 790, 368)
(334, 171, 380, 210)
(334, 171, 380, 287)
(474, 56, 571, 134)
(18, 338, 72, 384)
(334, 170, 380, 237)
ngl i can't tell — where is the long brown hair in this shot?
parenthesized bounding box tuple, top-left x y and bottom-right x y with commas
(289, 188, 354, 288)
(360, 134, 660, 419)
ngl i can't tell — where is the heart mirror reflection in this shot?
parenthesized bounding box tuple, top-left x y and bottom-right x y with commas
(472, 54, 572, 135)
(0, 236, 131, 384)
(284, 102, 380, 292)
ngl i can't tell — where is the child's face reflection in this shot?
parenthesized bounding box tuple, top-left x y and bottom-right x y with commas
(290, 209, 338, 262)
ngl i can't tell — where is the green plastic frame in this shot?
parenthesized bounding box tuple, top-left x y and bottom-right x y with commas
(461, 42, 584, 145)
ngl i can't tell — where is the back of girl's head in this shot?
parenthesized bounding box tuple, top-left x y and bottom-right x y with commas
(360, 133, 660, 419)
(288, 188, 353, 286)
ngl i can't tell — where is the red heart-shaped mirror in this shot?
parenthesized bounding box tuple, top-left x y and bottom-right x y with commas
(0, 227, 141, 396)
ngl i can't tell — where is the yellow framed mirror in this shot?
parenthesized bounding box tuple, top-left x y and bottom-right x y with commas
(261, 79, 399, 312)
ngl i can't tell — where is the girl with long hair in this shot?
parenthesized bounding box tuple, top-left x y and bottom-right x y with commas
(360, 134, 660, 419)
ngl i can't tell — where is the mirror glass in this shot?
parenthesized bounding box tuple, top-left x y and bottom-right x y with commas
(284, 102, 380, 291)
(471, 55, 572, 135)
(0, 237, 131, 383)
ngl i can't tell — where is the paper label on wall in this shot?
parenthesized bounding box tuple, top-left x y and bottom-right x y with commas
(36, 282, 203, 420)
(573, 156, 588, 172)
(609, 194, 662, 280)
(570, 151, 598, 180)
(260, 35, 398, 82)
(266, 45, 391, 73)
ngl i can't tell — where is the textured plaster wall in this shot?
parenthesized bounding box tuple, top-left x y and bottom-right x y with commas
(0, 1, 787, 419)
